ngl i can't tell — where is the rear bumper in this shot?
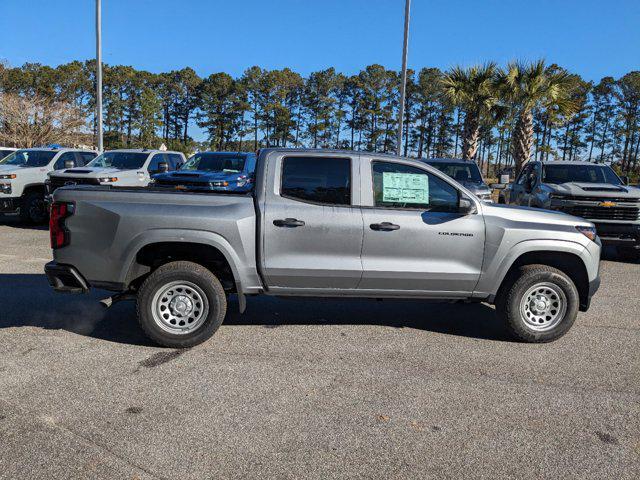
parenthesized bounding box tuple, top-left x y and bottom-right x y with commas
(44, 261, 89, 293)
(594, 223, 640, 248)
(0, 197, 20, 213)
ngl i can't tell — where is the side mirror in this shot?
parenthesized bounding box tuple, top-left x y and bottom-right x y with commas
(621, 175, 629, 186)
(64, 159, 75, 169)
(458, 196, 476, 215)
(176, 162, 184, 169)
(158, 162, 169, 173)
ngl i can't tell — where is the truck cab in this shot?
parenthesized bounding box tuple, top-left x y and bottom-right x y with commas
(0, 147, 96, 222)
(46, 149, 186, 197)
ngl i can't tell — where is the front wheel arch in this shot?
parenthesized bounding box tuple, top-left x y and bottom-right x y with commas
(494, 251, 589, 311)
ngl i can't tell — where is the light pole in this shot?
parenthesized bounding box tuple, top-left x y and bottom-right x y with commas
(96, 0, 103, 153)
(396, 0, 411, 157)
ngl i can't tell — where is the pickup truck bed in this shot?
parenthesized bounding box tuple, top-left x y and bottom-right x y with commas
(52, 186, 262, 294)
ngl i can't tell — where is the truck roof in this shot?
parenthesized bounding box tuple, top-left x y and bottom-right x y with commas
(194, 151, 255, 156)
(14, 147, 95, 152)
(423, 157, 475, 164)
(104, 148, 182, 154)
(258, 147, 410, 160)
(534, 160, 612, 167)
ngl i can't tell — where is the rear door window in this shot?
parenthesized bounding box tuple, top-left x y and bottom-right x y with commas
(167, 154, 183, 170)
(147, 154, 167, 173)
(77, 152, 97, 165)
(281, 156, 351, 206)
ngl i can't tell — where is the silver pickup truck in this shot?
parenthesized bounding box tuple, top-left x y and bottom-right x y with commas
(45, 149, 601, 347)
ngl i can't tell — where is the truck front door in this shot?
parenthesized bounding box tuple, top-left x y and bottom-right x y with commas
(358, 158, 485, 295)
(261, 154, 364, 291)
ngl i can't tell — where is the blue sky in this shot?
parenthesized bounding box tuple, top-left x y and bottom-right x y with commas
(1, 0, 638, 81)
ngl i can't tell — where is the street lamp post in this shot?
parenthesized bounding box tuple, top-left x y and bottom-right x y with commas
(396, 0, 411, 157)
(96, 0, 103, 153)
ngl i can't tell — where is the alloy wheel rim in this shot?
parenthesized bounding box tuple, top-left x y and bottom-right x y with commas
(151, 281, 209, 334)
(519, 282, 567, 332)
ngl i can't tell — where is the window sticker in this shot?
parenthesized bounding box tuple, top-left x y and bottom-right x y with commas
(382, 172, 429, 204)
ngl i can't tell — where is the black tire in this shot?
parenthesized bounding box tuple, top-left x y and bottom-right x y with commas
(495, 265, 579, 343)
(20, 190, 47, 224)
(137, 261, 227, 348)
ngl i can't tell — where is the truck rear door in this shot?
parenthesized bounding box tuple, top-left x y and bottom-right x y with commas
(260, 152, 363, 291)
(357, 156, 485, 295)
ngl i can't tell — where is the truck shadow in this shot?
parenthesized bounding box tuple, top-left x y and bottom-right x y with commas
(0, 274, 153, 346)
(0, 273, 509, 345)
(230, 295, 508, 340)
(0, 215, 49, 230)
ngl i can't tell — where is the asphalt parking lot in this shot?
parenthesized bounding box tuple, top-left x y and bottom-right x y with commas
(0, 219, 638, 479)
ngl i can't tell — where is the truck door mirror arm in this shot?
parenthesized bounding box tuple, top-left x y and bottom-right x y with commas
(458, 196, 476, 215)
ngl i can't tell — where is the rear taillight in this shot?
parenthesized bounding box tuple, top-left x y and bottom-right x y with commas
(49, 202, 74, 249)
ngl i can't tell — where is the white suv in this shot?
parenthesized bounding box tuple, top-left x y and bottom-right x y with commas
(0, 147, 97, 223)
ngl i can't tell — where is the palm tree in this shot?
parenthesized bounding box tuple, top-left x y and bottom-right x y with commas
(502, 60, 577, 172)
(441, 63, 500, 160)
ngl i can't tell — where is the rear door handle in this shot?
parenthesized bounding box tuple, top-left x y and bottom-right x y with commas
(370, 222, 400, 231)
(273, 218, 305, 227)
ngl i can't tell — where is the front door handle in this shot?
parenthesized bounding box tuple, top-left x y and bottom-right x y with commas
(273, 218, 305, 228)
(370, 222, 400, 231)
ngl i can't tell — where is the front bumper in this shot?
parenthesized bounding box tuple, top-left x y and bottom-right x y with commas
(593, 223, 640, 248)
(45, 261, 89, 293)
(581, 273, 601, 311)
(0, 196, 20, 213)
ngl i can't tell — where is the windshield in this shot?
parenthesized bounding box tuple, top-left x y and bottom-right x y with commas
(543, 164, 622, 185)
(88, 151, 149, 170)
(0, 149, 15, 160)
(427, 161, 483, 183)
(181, 153, 246, 173)
(0, 150, 56, 168)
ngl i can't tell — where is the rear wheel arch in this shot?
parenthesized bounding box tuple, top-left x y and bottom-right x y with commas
(126, 240, 242, 296)
(21, 183, 46, 197)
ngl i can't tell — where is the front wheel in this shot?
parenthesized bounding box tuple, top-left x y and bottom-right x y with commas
(137, 261, 227, 348)
(495, 265, 579, 343)
(20, 191, 47, 224)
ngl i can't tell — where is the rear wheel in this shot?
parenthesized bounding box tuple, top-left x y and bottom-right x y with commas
(137, 261, 227, 348)
(496, 265, 579, 342)
(20, 190, 47, 224)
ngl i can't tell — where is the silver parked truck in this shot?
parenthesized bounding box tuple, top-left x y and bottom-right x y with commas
(45, 149, 601, 347)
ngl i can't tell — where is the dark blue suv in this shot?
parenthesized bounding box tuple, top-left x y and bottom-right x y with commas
(153, 152, 257, 192)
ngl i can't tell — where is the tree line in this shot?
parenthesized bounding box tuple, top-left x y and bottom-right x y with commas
(1, 60, 639, 176)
